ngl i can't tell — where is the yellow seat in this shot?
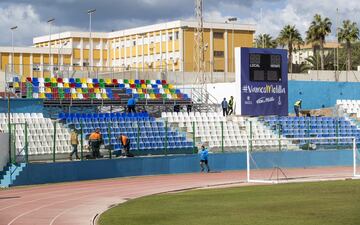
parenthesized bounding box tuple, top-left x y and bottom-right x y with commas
(150, 93, 156, 99)
(164, 89, 170, 94)
(76, 88, 82, 94)
(64, 83, 69, 88)
(172, 94, 178, 99)
(50, 77, 57, 83)
(88, 83, 93, 88)
(13, 82, 20, 88)
(129, 79, 134, 84)
(80, 78, 87, 84)
(101, 93, 108, 99)
(39, 93, 46, 99)
(137, 88, 143, 94)
(45, 87, 52, 93)
(168, 84, 174, 89)
(141, 84, 147, 89)
(21, 77, 27, 82)
(105, 78, 111, 85)
(94, 88, 100, 94)
(71, 93, 77, 99)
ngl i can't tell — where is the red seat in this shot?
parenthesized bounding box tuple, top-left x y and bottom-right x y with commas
(88, 88, 94, 93)
(45, 83, 51, 88)
(70, 83, 76, 88)
(57, 78, 63, 83)
(161, 80, 167, 84)
(130, 84, 136, 89)
(156, 94, 162, 99)
(83, 94, 89, 99)
(177, 94, 183, 99)
(113, 93, 120, 100)
(53, 93, 59, 99)
(112, 79, 118, 85)
(26, 77, 32, 82)
(94, 83, 99, 88)
(65, 93, 71, 99)
(140, 80, 145, 84)
(142, 89, 147, 94)
(52, 88, 58, 93)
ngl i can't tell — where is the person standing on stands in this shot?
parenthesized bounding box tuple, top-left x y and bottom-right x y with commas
(69, 129, 80, 160)
(228, 96, 234, 115)
(127, 97, 137, 113)
(221, 98, 228, 117)
(88, 128, 103, 158)
(119, 133, 131, 157)
(199, 145, 210, 172)
(294, 99, 302, 117)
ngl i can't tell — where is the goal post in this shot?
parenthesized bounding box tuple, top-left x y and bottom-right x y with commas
(246, 136, 358, 184)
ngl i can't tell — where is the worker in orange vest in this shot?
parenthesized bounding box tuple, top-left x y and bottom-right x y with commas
(88, 128, 103, 158)
(119, 134, 130, 157)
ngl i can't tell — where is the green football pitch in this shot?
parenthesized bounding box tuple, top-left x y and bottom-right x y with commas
(99, 180, 360, 225)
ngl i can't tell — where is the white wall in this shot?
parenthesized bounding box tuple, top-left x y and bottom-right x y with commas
(0, 133, 9, 172)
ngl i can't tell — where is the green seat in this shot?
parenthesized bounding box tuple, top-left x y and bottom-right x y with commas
(59, 93, 64, 99)
(90, 93, 95, 99)
(139, 93, 145, 99)
(170, 89, 175, 94)
(124, 79, 129, 84)
(162, 94, 167, 99)
(99, 79, 105, 84)
(45, 77, 51, 83)
(148, 89, 154, 94)
(136, 84, 141, 89)
(51, 83, 57, 88)
(162, 84, 168, 89)
(146, 80, 151, 85)
(83, 88, 88, 94)
(58, 88, 64, 94)
(99, 83, 105, 88)
(75, 78, 81, 83)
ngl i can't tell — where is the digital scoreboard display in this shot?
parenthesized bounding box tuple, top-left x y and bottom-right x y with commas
(249, 53, 282, 82)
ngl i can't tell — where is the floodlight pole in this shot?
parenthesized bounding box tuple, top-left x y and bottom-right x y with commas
(48, 18, 55, 76)
(88, 9, 96, 69)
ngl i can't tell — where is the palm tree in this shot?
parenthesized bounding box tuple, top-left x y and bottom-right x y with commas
(338, 20, 360, 70)
(255, 34, 277, 48)
(301, 52, 334, 72)
(306, 14, 332, 70)
(277, 25, 303, 73)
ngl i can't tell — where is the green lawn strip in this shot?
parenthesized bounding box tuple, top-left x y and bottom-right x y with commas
(99, 180, 360, 225)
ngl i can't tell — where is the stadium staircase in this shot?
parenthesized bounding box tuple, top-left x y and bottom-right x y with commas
(190, 88, 219, 112)
(0, 163, 26, 188)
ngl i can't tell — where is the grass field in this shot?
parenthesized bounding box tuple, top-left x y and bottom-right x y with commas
(99, 180, 360, 225)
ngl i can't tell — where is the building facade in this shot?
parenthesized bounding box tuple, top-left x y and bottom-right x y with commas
(1, 20, 256, 78)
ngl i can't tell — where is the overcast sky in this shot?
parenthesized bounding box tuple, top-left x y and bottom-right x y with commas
(0, 0, 359, 46)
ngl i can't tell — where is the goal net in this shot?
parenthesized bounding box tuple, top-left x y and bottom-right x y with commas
(246, 136, 358, 184)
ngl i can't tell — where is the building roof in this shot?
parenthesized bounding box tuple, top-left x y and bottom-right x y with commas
(33, 20, 257, 44)
(299, 41, 342, 50)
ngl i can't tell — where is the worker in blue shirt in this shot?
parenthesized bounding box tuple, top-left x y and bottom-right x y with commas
(199, 145, 210, 172)
(127, 97, 137, 113)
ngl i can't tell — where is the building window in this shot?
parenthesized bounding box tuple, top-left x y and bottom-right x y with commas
(214, 51, 224, 57)
(133, 41, 136, 46)
(213, 32, 224, 39)
(169, 35, 173, 41)
(175, 31, 179, 40)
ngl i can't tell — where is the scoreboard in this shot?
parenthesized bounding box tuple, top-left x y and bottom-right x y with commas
(235, 48, 288, 116)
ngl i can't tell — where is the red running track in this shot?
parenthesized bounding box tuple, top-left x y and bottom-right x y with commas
(0, 167, 354, 225)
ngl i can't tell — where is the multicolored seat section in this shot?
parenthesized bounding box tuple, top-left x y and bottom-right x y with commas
(8, 77, 190, 101)
(59, 112, 194, 153)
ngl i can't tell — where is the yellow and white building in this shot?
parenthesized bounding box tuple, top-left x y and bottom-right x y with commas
(1, 20, 256, 77)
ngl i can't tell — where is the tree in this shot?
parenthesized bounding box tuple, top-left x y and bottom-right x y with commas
(301, 52, 335, 72)
(306, 14, 332, 70)
(255, 33, 277, 48)
(338, 20, 360, 70)
(277, 25, 304, 73)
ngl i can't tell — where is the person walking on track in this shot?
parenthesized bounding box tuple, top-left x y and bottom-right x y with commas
(199, 145, 210, 172)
